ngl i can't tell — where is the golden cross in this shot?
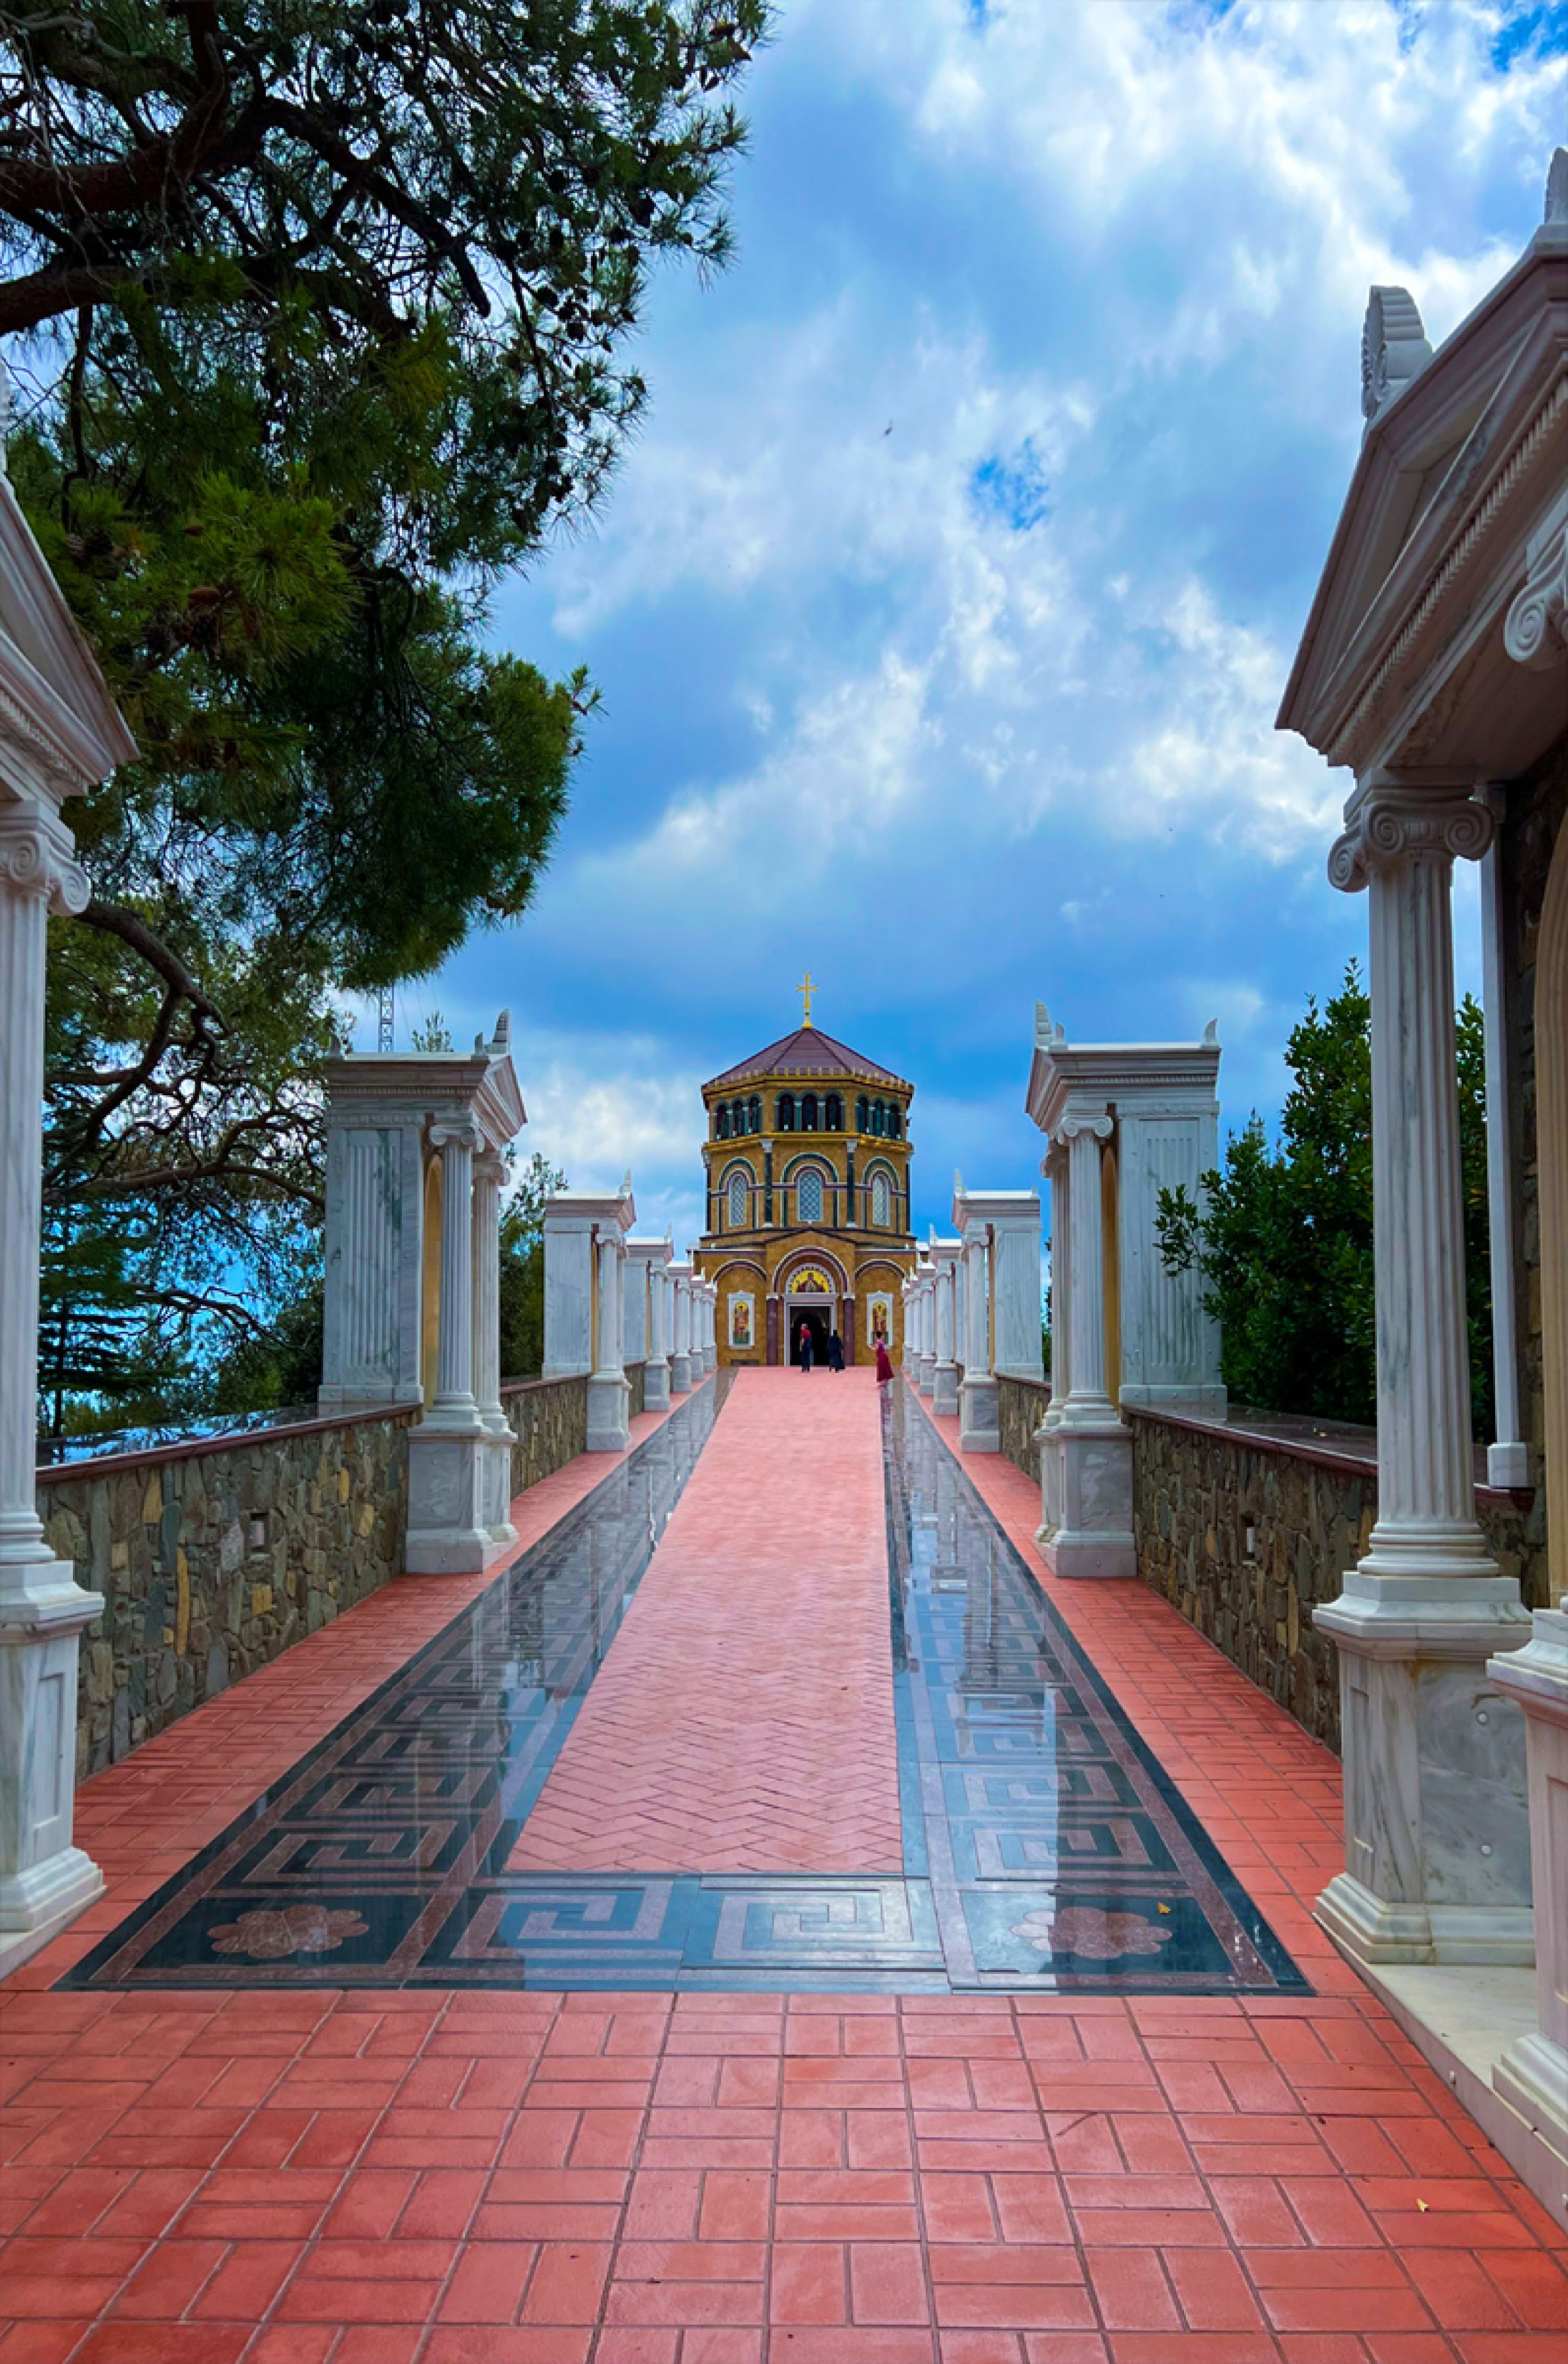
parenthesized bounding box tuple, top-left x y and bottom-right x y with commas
(797, 970, 815, 1028)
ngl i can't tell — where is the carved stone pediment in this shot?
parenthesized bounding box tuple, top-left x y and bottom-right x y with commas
(1281, 161, 1568, 783)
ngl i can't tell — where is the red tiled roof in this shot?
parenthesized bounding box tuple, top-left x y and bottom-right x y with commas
(704, 1027, 908, 1092)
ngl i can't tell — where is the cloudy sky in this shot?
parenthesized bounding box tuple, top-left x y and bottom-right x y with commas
(363, 0, 1567, 1250)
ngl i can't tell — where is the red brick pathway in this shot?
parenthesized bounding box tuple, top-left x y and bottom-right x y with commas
(510, 1367, 903, 1875)
(3, 1379, 1566, 2360)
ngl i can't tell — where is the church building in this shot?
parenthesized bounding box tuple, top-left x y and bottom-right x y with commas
(695, 989, 916, 1367)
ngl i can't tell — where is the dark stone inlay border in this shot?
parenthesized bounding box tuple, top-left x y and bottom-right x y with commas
(56, 1373, 1305, 1995)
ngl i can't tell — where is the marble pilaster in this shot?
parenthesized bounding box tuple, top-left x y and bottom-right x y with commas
(628, 1238, 673, 1411)
(668, 1261, 693, 1392)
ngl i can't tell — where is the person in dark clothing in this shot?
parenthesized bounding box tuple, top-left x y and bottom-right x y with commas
(827, 1330, 845, 1372)
(798, 1320, 813, 1372)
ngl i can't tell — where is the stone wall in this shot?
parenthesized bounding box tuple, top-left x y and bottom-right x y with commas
(44, 1372, 598, 1780)
(1128, 1408, 1539, 1753)
(998, 1373, 1049, 1485)
(497, 1370, 592, 1490)
(42, 1410, 417, 1780)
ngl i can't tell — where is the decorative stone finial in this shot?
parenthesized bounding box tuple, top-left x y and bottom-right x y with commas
(1202, 1019, 1218, 1046)
(619, 1169, 633, 1200)
(1546, 147, 1568, 225)
(1361, 287, 1433, 432)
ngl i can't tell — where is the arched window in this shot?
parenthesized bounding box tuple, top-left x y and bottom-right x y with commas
(727, 1169, 749, 1227)
(825, 1093, 843, 1131)
(800, 1092, 818, 1132)
(777, 1092, 796, 1131)
(871, 1099, 886, 1137)
(887, 1104, 902, 1139)
(747, 1093, 761, 1134)
(715, 1103, 731, 1139)
(856, 1094, 869, 1133)
(797, 1168, 824, 1225)
(871, 1171, 891, 1227)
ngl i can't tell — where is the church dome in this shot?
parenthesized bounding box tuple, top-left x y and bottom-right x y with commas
(705, 1026, 909, 1092)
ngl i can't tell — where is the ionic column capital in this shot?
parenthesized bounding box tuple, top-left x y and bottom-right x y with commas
(0, 801, 89, 916)
(1503, 520, 1567, 672)
(429, 1116, 482, 1154)
(1328, 776, 1493, 895)
(1054, 1110, 1113, 1146)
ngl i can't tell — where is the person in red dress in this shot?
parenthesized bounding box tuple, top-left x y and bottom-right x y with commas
(875, 1337, 894, 1385)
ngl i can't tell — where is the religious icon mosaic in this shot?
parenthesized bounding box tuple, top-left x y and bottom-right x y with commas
(60, 1380, 1306, 1996)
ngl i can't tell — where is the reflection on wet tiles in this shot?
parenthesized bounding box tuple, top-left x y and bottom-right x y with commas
(61, 1376, 1305, 1995)
(886, 1386, 1306, 1993)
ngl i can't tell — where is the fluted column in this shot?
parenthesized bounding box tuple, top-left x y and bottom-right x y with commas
(932, 1253, 960, 1415)
(471, 1147, 514, 1544)
(0, 799, 105, 1968)
(1060, 1114, 1114, 1426)
(1316, 776, 1530, 1966)
(644, 1261, 671, 1411)
(959, 1225, 1000, 1452)
(585, 1226, 631, 1452)
(595, 1233, 622, 1376)
(428, 1122, 480, 1421)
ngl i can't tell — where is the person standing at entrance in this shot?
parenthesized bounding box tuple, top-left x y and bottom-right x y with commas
(798, 1320, 814, 1372)
(827, 1329, 844, 1373)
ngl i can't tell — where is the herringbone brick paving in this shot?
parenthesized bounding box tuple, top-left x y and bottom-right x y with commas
(509, 1367, 903, 1874)
(2, 1374, 1566, 2360)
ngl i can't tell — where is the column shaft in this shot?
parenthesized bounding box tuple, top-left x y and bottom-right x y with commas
(0, 864, 51, 1578)
(1065, 1122, 1112, 1415)
(432, 1129, 477, 1414)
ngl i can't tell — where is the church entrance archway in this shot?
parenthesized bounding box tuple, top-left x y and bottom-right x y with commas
(791, 1305, 831, 1367)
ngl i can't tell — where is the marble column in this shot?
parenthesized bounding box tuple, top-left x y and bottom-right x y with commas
(958, 1220, 999, 1452)
(701, 1282, 717, 1373)
(407, 1120, 494, 1571)
(931, 1248, 960, 1416)
(0, 801, 105, 1974)
(431, 1123, 479, 1422)
(1487, 1611, 1568, 2159)
(669, 1269, 692, 1392)
(644, 1262, 671, 1411)
(472, 1148, 516, 1548)
(1037, 1141, 1071, 1544)
(1317, 777, 1531, 1965)
(587, 1229, 631, 1451)
(1045, 1110, 1134, 1577)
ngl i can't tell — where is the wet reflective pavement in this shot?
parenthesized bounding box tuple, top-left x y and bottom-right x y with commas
(61, 1380, 1305, 1995)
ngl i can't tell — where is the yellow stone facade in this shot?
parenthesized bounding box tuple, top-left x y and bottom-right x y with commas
(693, 1025, 916, 1368)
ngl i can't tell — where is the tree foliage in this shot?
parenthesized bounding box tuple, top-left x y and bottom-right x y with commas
(499, 1152, 567, 1380)
(0, 0, 764, 1413)
(1157, 968, 1493, 1432)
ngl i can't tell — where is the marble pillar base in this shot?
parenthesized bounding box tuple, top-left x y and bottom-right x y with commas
(1493, 2030, 1568, 2162)
(0, 1566, 105, 1969)
(643, 1358, 672, 1413)
(931, 1361, 960, 1416)
(669, 1351, 693, 1394)
(405, 1421, 508, 1573)
(482, 1423, 518, 1547)
(1039, 1419, 1135, 1579)
(1487, 1610, 1568, 2148)
(1314, 1568, 1534, 1966)
(959, 1373, 1000, 1454)
(586, 1371, 631, 1454)
(918, 1354, 935, 1397)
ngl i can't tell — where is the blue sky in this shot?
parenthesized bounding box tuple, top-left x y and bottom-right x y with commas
(361, 0, 1567, 1251)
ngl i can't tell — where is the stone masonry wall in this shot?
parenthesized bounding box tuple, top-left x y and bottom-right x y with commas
(998, 1374, 1049, 1486)
(42, 1410, 417, 1781)
(44, 1373, 596, 1781)
(1129, 1410, 1539, 1753)
(499, 1372, 590, 1484)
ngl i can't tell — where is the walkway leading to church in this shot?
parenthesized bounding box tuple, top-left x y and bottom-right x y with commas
(3, 1374, 1566, 2357)
(510, 1370, 902, 1875)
